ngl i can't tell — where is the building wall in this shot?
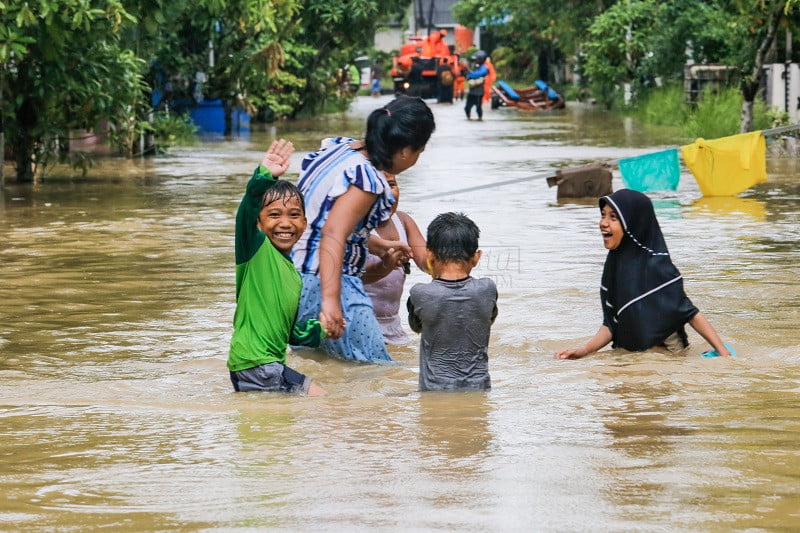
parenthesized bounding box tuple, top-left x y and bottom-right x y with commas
(375, 26, 405, 53)
(375, 1, 477, 53)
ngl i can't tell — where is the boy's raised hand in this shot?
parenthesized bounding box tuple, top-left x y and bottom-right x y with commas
(261, 139, 295, 178)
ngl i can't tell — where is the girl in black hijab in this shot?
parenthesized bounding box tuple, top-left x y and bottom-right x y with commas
(556, 189, 731, 359)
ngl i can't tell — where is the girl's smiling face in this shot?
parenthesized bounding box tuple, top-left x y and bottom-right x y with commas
(600, 204, 624, 250)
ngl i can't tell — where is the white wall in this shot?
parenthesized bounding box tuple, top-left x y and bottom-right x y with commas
(764, 63, 800, 122)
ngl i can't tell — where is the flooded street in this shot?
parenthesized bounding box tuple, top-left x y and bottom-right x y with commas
(1, 96, 799, 530)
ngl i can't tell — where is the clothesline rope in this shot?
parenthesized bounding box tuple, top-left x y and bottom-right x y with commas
(409, 122, 800, 201)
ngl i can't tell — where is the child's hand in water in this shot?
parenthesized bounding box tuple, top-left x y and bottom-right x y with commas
(555, 347, 588, 360)
(261, 139, 294, 178)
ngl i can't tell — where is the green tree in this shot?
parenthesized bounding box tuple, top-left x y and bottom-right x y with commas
(453, 0, 611, 82)
(150, 0, 409, 122)
(190, 0, 303, 120)
(290, 0, 409, 115)
(732, 0, 798, 132)
(582, 0, 661, 108)
(1, 1, 142, 182)
(455, 0, 798, 133)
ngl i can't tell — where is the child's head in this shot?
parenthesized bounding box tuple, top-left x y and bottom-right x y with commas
(426, 212, 481, 268)
(258, 181, 307, 254)
(364, 96, 436, 173)
(598, 200, 624, 250)
(384, 173, 400, 215)
(599, 189, 663, 252)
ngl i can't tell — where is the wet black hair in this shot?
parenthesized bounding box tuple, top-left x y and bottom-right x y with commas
(426, 212, 480, 262)
(262, 180, 305, 215)
(364, 96, 436, 171)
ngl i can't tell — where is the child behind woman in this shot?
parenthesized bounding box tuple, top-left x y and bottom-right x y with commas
(556, 189, 730, 359)
(363, 174, 428, 344)
(407, 212, 498, 391)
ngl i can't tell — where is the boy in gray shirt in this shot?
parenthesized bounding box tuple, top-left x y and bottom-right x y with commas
(407, 212, 498, 391)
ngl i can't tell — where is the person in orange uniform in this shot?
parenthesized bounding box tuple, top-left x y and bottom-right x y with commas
(482, 56, 497, 104)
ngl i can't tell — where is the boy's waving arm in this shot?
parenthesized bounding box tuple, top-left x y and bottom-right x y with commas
(260, 139, 294, 178)
(235, 140, 295, 266)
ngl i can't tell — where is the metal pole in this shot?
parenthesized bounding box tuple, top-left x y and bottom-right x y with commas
(761, 122, 800, 136)
(786, 29, 792, 113)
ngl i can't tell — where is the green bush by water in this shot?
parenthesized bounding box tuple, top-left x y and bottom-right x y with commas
(631, 85, 771, 140)
(687, 88, 771, 138)
(683, 87, 742, 139)
(636, 85, 687, 128)
(150, 112, 198, 149)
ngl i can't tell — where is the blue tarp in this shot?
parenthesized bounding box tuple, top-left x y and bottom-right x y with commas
(619, 148, 681, 192)
(497, 80, 520, 100)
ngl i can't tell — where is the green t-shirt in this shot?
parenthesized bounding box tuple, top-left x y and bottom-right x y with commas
(227, 165, 323, 372)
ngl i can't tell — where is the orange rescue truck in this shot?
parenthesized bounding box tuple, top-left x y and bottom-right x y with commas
(390, 27, 473, 103)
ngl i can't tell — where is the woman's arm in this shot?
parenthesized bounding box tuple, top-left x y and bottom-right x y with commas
(555, 325, 613, 360)
(318, 185, 378, 339)
(688, 312, 731, 356)
(397, 211, 429, 273)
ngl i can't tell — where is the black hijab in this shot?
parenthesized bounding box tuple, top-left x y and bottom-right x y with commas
(599, 189, 698, 351)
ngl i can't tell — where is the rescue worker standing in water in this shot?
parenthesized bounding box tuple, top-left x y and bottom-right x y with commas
(464, 51, 489, 121)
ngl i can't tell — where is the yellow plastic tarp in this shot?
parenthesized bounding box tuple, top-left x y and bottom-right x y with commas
(680, 131, 767, 196)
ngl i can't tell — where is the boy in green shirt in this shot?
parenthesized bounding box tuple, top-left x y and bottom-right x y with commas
(228, 139, 327, 396)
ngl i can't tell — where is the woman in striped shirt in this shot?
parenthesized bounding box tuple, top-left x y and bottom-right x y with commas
(293, 96, 435, 362)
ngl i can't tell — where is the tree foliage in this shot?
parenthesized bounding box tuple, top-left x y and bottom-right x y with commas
(582, 0, 661, 107)
(288, 0, 409, 115)
(2, 0, 142, 181)
(454, 0, 609, 81)
(145, 0, 410, 120)
(4, 0, 795, 182)
(456, 0, 798, 127)
(2, 0, 411, 181)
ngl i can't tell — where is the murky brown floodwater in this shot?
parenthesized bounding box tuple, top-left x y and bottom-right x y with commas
(2, 96, 799, 531)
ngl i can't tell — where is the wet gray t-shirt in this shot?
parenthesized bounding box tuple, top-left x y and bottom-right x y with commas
(407, 277, 498, 391)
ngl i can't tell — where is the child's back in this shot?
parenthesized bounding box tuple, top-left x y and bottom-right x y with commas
(409, 276, 497, 390)
(407, 212, 498, 391)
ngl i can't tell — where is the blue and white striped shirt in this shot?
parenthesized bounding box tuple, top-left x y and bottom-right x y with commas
(293, 137, 394, 276)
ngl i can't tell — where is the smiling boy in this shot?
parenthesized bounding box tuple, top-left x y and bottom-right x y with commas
(228, 140, 327, 396)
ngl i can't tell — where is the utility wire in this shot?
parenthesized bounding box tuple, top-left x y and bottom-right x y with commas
(409, 123, 800, 202)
